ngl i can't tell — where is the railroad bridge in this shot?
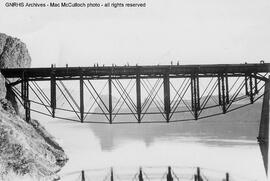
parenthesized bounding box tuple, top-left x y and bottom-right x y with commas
(1, 63, 269, 174)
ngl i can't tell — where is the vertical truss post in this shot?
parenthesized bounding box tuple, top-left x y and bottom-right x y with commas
(21, 72, 30, 123)
(221, 74, 226, 113)
(197, 167, 201, 181)
(254, 73, 258, 94)
(25, 88, 30, 123)
(136, 74, 142, 123)
(258, 76, 269, 175)
(81, 170, 85, 181)
(225, 73, 229, 104)
(191, 74, 200, 120)
(138, 167, 144, 181)
(50, 71, 56, 118)
(80, 74, 84, 123)
(245, 74, 249, 95)
(249, 74, 254, 104)
(109, 75, 112, 124)
(226, 172, 229, 181)
(196, 76, 200, 110)
(167, 166, 173, 181)
(110, 167, 114, 181)
(21, 74, 25, 104)
(191, 75, 195, 111)
(163, 73, 171, 122)
(218, 76, 222, 105)
(193, 75, 198, 119)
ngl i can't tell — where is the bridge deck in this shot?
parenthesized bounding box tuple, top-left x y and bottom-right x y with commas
(1, 63, 270, 79)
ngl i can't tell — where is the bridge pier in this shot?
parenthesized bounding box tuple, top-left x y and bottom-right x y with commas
(81, 170, 85, 181)
(225, 73, 229, 104)
(138, 167, 144, 181)
(21, 73, 30, 123)
(109, 75, 112, 124)
(136, 74, 142, 123)
(164, 74, 171, 122)
(245, 74, 249, 95)
(225, 172, 229, 181)
(218, 77, 222, 106)
(196, 167, 203, 181)
(110, 167, 114, 181)
(219, 74, 229, 114)
(254, 73, 258, 94)
(50, 71, 56, 118)
(191, 74, 200, 120)
(258, 76, 269, 175)
(80, 74, 84, 123)
(249, 74, 254, 104)
(245, 73, 259, 103)
(167, 166, 173, 181)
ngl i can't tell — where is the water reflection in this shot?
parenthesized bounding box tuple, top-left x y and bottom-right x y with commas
(38, 103, 267, 180)
(88, 103, 261, 151)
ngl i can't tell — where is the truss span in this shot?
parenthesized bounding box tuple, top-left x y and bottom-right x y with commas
(0, 63, 268, 124)
(1, 62, 269, 175)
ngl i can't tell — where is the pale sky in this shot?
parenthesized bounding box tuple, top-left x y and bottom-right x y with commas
(0, 0, 269, 67)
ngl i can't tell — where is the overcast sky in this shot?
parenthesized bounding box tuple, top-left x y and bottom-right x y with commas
(0, 0, 269, 67)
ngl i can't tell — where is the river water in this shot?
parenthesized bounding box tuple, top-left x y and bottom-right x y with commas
(35, 111, 267, 181)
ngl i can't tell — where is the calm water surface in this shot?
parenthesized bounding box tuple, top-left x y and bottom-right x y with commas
(34, 114, 267, 181)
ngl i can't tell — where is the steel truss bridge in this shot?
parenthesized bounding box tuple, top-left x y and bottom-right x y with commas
(1, 63, 269, 174)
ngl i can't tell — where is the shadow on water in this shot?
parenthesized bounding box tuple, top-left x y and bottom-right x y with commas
(87, 103, 262, 151)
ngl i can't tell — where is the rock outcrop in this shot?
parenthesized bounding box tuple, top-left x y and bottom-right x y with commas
(0, 33, 68, 180)
(0, 100, 68, 180)
(0, 33, 31, 113)
(0, 74, 5, 100)
(0, 33, 31, 69)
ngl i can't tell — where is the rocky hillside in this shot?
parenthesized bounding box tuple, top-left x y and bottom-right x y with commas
(0, 33, 31, 114)
(0, 100, 67, 180)
(0, 33, 68, 180)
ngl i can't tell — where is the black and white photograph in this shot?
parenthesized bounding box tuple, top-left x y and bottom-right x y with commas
(0, 0, 269, 180)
